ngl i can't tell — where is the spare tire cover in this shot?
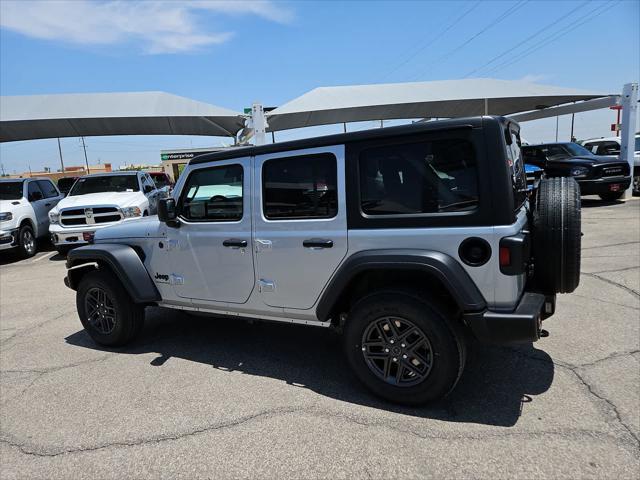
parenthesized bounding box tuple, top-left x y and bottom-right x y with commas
(532, 177, 581, 294)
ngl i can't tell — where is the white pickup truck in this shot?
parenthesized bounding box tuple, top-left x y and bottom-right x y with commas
(48, 171, 160, 253)
(0, 177, 64, 258)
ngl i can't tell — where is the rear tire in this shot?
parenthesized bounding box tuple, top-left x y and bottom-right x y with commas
(599, 191, 624, 201)
(532, 177, 581, 294)
(343, 290, 465, 405)
(76, 269, 144, 347)
(17, 224, 37, 258)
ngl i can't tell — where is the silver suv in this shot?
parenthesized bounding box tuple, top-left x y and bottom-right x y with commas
(64, 117, 582, 404)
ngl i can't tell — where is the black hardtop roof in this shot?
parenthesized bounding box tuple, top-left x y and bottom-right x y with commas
(190, 116, 509, 166)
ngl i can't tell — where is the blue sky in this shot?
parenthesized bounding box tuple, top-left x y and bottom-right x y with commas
(0, 0, 638, 174)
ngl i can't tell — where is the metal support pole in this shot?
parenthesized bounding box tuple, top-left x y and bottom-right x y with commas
(343, 123, 347, 133)
(57, 138, 66, 176)
(570, 114, 575, 141)
(80, 136, 90, 174)
(484, 98, 489, 115)
(251, 103, 268, 146)
(555, 116, 559, 142)
(619, 83, 638, 196)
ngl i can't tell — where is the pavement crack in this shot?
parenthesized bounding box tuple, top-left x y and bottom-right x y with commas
(572, 293, 639, 311)
(587, 265, 639, 275)
(583, 272, 640, 298)
(582, 241, 640, 250)
(0, 406, 306, 458)
(0, 308, 77, 347)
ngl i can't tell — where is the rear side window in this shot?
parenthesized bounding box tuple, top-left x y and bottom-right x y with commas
(180, 164, 243, 221)
(262, 153, 338, 220)
(505, 129, 527, 208)
(37, 180, 59, 198)
(358, 138, 478, 215)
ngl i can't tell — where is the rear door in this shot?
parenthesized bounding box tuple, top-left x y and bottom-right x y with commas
(253, 146, 347, 310)
(26, 181, 49, 235)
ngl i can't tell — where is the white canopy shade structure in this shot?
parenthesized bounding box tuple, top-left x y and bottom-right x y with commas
(0, 91, 245, 142)
(266, 78, 616, 131)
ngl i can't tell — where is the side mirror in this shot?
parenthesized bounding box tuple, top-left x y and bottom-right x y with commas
(144, 184, 154, 194)
(158, 198, 177, 223)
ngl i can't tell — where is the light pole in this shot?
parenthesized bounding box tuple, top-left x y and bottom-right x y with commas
(57, 138, 65, 176)
(80, 137, 90, 174)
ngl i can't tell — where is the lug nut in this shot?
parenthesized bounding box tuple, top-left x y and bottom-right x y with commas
(389, 339, 395, 344)
(392, 357, 397, 362)
(401, 343, 406, 348)
(402, 354, 407, 359)
(385, 348, 390, 353)
(362, 347, 366, 351)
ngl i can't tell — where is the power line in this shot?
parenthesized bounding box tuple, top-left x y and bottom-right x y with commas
(463, 0, 590, 78)
(485, 0, 618, 74)
(409, 0, 528, 81)
(379, 0, 481, 82)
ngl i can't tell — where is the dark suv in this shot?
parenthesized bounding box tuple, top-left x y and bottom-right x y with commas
(64, 117, 582, 405)
(522, 142, 631, 201)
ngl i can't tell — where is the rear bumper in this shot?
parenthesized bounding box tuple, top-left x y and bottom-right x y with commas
(465, 292, 555, 344)
(577, 176, 631, 195)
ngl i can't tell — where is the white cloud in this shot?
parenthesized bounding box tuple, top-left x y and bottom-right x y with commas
(517, 74, 551, 83)
(0, 0, 292, 54)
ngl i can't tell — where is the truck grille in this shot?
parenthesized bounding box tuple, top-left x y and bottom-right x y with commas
(595, 163, 630, 178)
(60, 206, 123, 227)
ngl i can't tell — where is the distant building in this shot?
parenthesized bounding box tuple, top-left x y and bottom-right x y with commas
(9, 163, 112, 181)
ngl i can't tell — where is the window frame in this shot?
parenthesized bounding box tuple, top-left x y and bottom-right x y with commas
(177, 162, 245, 223)
(261, 152, 339, 222)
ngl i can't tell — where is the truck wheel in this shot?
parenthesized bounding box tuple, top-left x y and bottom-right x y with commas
(76, 269, 144, 347)
(18, 224, 37, 258)
(532, 177, 581, 294)
(343, 290, 466, 405)
(599, 191, 624, 201)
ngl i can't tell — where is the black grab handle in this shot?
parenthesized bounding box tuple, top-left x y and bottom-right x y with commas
(303, 238, 333, 249)
(223, 239, 248, 248)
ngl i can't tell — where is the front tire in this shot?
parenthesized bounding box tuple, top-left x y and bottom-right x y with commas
(17, 224, 37, 258)
(343, 291, 465, 405)
(76, 269, 144, 347)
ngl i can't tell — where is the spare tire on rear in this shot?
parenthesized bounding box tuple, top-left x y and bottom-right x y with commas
(531, 177, 581, 294)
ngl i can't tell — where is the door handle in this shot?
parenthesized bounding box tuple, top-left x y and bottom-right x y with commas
(303, 238, 333, 249)
(223, 238, 248, 248)
(45, 203, 51, 207)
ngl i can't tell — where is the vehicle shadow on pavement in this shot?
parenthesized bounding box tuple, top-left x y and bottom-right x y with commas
(581, 198, 624, 208)
(65, 307, 554, 428)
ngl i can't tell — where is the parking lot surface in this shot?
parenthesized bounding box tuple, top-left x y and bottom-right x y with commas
(1, 197, 638, 479)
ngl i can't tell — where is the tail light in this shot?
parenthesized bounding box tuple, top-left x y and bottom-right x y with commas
(499, 233, 530, 275)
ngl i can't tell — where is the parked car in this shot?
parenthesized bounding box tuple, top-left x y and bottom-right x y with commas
(64, 116, 582, 405)
(0, 178, 63, 258)
(524, 163, 543, 190)
(579, 134, 640, 195)
(48, 171, 161, 254)
(522, 142, 631, 201)
(148, 171, 173, 198)
(57, 176, 79, 196)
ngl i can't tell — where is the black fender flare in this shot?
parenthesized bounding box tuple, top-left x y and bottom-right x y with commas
(315, 249, 486, 321)
(65, 244, 160, 304)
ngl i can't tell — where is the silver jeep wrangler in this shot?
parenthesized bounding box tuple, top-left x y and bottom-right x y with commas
(64, 116, 581, 404)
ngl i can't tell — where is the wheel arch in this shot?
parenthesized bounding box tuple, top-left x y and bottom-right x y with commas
(65, 243, 160, 305)
(316, 249, 487, 323)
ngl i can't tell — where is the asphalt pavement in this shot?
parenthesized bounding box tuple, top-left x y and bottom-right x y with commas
(1, 196, 638, 479)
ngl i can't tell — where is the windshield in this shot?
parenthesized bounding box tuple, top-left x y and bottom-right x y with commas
(69, 175, 140, 196)
(0, 181, 24, 200)
(563, 143, 594, 157)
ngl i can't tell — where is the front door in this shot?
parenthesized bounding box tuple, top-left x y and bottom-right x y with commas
(253, 146, 348, 310)
(167, 158, 254, 303)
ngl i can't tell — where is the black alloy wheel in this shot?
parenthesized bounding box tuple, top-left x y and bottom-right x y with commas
(361, 316, 433, 387)
(84, 287, 118, 335)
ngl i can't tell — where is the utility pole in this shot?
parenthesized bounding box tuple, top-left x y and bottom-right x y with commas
(80, 137, 90, 174)
(57, 138, 66, 176)
(555, 116, 559, 142)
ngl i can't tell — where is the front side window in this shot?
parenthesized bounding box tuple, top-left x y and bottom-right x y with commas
(180, 164, 243, 221)
(359, 138, 478, 215)
(0, 181, 24, 200)
(27, 181, 44, 201)
(262, 154, 338, 220)
(69, 175, 140, 196)
(37, 180, 59, 198)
